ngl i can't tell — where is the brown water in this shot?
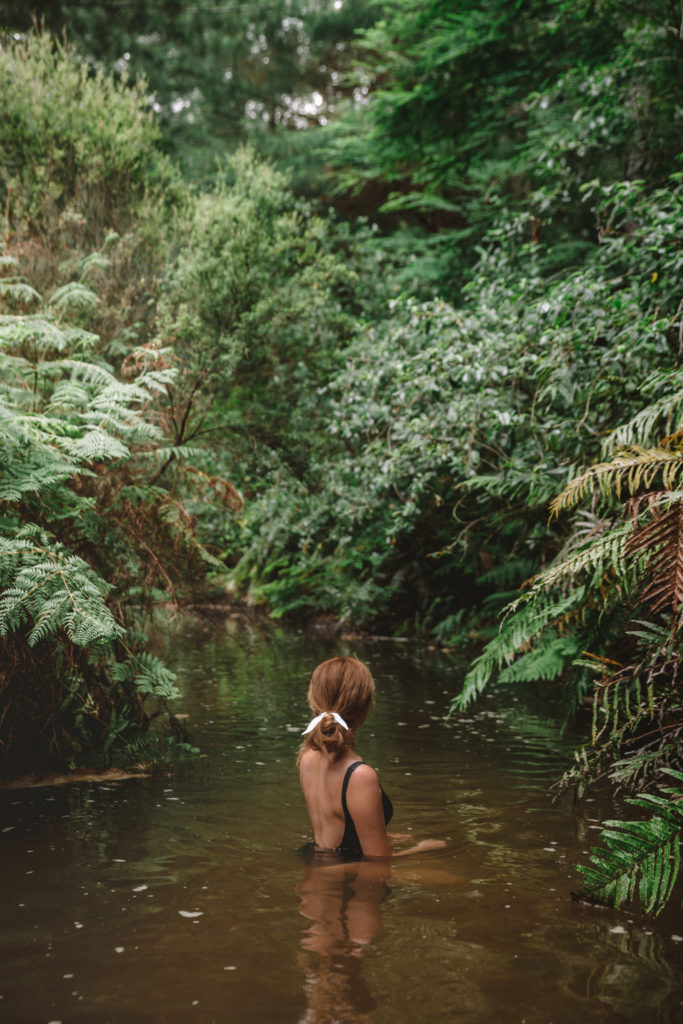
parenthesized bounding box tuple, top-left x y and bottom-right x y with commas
(1, 619, 683, 1024)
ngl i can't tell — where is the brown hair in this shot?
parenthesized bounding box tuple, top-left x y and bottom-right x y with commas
(297, 656, 375, 764)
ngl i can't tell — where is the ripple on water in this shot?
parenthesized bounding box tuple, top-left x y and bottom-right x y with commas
(0, 624, 681, 1023)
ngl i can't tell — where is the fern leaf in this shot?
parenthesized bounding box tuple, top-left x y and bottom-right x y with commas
(627, 498, 683, 616)
(0, 531, 123, 647)
(0, 314, 67, 354)
(527, 520, 632, 594)
(552, 447, 683, 516)
(576, 787, 683, 915)
(452, 589, 583, 709)
(60, 359, 116, 386)
(113, 651, 180, 701)
(0, 280, 42, 308)
(46, 380, 91, 412)
(68, 429, 130, 462)
(48, 282, 99, 314)
(497, 635, 579, 683)
(605, 372, 683, 452)
(0, 453, 79, 501)
(79, 252, 111, 280)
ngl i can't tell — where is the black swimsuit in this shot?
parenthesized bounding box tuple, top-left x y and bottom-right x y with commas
(337, 760, 393, 860)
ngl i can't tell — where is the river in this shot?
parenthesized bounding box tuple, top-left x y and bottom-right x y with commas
(1, 617, 682, 1022)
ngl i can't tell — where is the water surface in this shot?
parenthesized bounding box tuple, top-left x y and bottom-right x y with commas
(1, 619, 682, 1023)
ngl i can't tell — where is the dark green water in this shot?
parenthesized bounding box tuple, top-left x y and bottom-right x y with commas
(1, 618, 683, 1023)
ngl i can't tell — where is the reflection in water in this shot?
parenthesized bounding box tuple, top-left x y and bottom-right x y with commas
(3, 622, 683, 1022)
(297, 853, 390, 1024)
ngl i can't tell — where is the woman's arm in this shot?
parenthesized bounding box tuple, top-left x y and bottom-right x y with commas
(346, 766, 447, 859)
(391, 839, 446, 856)
(345, 764, 392, 858)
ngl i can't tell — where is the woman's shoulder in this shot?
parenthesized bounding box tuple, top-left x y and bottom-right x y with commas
(345, 761, 381, 793)
(299, 747, 321, 777)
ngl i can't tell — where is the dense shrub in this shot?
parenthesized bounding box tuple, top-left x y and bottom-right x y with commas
(0, 32, 186, 350)
(228, 176, 682, 636)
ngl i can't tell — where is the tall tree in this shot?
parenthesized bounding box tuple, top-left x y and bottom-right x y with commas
(0, 0, 381, 181)
(323, 0, 683, 290)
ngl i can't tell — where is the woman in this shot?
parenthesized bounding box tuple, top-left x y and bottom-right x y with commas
(298, 655, 445, 860)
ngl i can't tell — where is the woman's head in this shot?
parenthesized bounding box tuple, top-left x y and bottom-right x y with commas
(299, 656, 375, 761)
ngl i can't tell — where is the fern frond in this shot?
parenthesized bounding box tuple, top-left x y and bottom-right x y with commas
(132, 445, 207, 464)
(527, 520, 633, 594)
(452, 588, 583, 709)
(59, 359, 116, 386)
(551, 447, 683, 516)
(605, 372, 683, 453)
(90, 380, 154, 408)
(67, 428, 131, 462)
(0, 314, 67, 354)
(0, 450, 80, 502)
(0, 531, 123, 647)
(0, 280, 42, 308)
(60, 328, 100, 353)
(112, 651, 180, 701)
(627, 498, 683, 617)
(609, 739, 683, 789)
(134, 368, 177, 392)
(80, 410, 162, 446)
(497, 635, 580, 683)
(79, 252, 111, 280)
(46, 380, 91, 412)
(48, 282, 99, 314)
(576, 786, 683, 915)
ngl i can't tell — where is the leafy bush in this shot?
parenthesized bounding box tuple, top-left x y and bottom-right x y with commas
(0, 31, 185, 350)
(229, 175, 682, 637)
(156, 148, 355, 512)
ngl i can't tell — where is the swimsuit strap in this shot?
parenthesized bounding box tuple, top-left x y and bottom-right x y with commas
(340, 760, 364, 817)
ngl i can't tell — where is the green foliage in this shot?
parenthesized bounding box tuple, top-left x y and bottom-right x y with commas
(0, 528, 122, 648)
(324, 0, 683, 295)
(0, 31, 161, 228)
(2, 2, 682, 916)
(157, 148, 353, 487)
(0, 31, 186, 349)
(0, 258, 210, 775)
(0, 0, 381, 184)
(229, 173, 682, 639)
(576, 771, 683, 916)
(451, 357, 683, 911)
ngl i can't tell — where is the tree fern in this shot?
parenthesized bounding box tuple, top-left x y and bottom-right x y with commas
(0, 258, 220, 773)
(456, 406, 683, 914)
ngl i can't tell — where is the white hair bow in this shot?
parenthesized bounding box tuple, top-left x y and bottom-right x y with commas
(301, 711, 349, 735)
